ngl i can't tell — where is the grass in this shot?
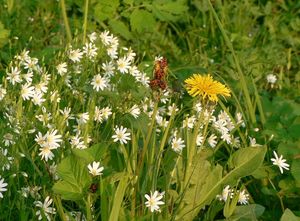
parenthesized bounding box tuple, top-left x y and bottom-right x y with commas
(0, 0, 300, 220)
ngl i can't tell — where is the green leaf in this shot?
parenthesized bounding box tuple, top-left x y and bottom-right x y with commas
(0, 22, 10, 48)
(108, 19, 133, 40)
(130, 9, 156, 33)
(291, 160, 300, 182)
(108, 175, 129, 221)
(177, 146, 266, 220)
(229, 204, 265, 221)
(281, 209, 300, 221)
(150, 1, 188, 21)
(94, 0, 119, 22)
(53, 155, 92, 200)
(72, 142, 109, 163)
(52, 180, 83, 201)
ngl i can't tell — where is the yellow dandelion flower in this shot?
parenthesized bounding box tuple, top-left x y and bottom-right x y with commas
(184, 74, 231, 102)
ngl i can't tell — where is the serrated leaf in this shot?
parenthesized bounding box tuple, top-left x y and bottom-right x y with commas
(130, 9, 156, 33)
(150, 2, 188, 21)
(108, 19, 133, 40)
(94, 0, 119, 22)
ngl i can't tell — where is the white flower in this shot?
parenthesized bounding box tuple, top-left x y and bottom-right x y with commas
(128, 105, 140, 119)
(87, 161, 104, 176)
(145, 190, 165, 213)
(249, 137, 261, 147)
(208, 134, 217, 148)
(91, 74, 108, 91)
(101, 107, 112, 120)
(32, 92, 46, 106)
(117, 57, 130, 74)
(7, 66, 22, 85)
(0, 176, 8, 198)
(171, 137, 185, 153)
(88, 32, 97, 42)
(21, 83, 35, 100)
(194, 102, 202, 113)
(213, 119, 229, 135)
(77, 112, 90, 125)
(34, 196, 56, 221)
(266, 74, 277, 84)
(100, 30, 112, 46)
(0, 85, 6, 101)
(69, 49, 83, 63)
(94, 106, 103, 123)
(38, 145, 55, 161)
(238, 189, 249, 205)
(70, 133, 86, 149)
(56, 62, 67, 75)
(196, 134, 204, 147)
(217, 185, 233, 202)
(271, 151, 290, 174)
(102, 61, 115, 77)
(182, 115, 196, 129)
(83, 42, 98, 59)
(24, 57, 38, 71)
(3, 133, 15, 146)
(59, 107, 74, 125)
(221, 132, 232, 144)
(23, 71, 33, 83)
(167, 103, 178, 116)
(43, 129, 63, 149)
(35, 82, 48, 94)
(112, 126, 131, 145)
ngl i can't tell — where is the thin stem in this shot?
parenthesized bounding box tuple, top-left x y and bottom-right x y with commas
(207, 0, 256, 125)
(137, 101, 158, 170)
(60, 0, 72, 42)
(85, 194, 92, 221)
(83, 0, 89, 43)
(53, 196, 67, 221)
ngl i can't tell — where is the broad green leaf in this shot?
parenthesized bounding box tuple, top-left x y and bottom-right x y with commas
(177, 146, 266, 220)
(72, 142, 109, 162)
(281, 209, 300, 221)
(130, 9, 156, 33)
(52, 180, 83, 201)
(0, 22, 10, 48)
(229, 204, 265, 221)
(94, 0, 119, 22)
(56, 155, 92, 192)
(108, 20, 133, 40)
(150, 1, 188, 21)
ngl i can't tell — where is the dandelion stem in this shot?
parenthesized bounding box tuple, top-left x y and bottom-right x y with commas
(83, 0, 89, 43)
(60, 0, 72, 42)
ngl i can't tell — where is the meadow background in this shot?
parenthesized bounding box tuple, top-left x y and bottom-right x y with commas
(0, 0, 300, 220)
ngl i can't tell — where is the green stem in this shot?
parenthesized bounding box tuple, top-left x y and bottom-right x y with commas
(60, 0, 72, 42)
(83, 0, 89, 43)
(86, 194, 92, 221)
(207, 0, 256, 125)
(53, 196, 67, 221)
(137, 101, 158, 171)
